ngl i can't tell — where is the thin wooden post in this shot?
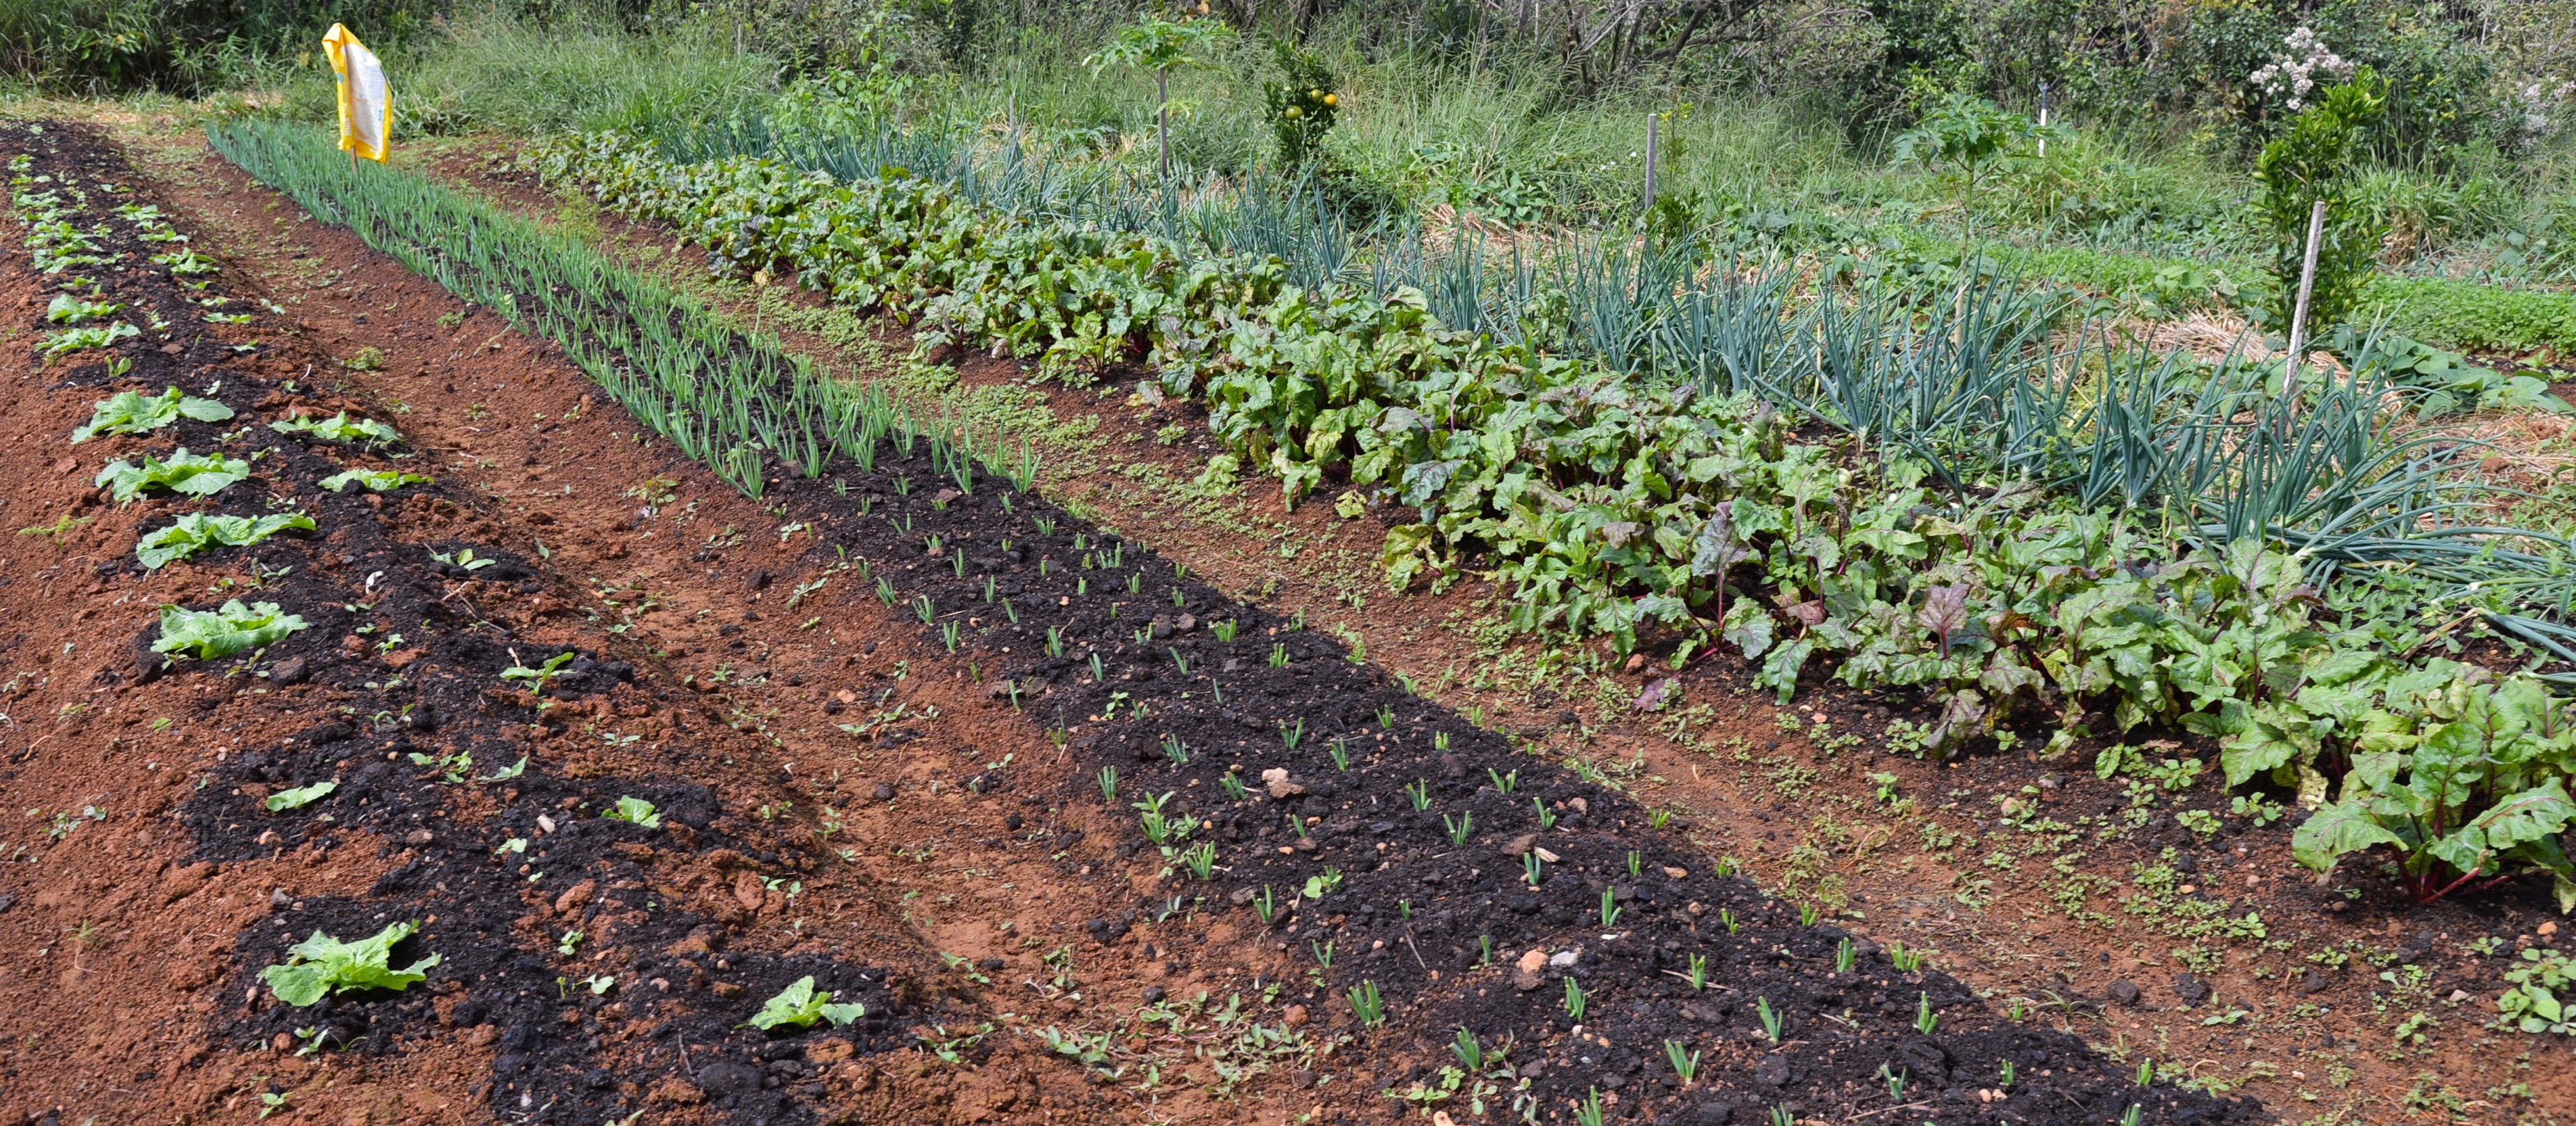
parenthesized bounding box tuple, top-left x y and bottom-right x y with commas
(1642, 111, 1659, 214)
(1157, 67, 1171, 182)
(2036, 82, 2050, 157)
(2285, 198, 2328, 399)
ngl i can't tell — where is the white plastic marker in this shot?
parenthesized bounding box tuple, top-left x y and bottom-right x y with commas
(323, 24, 390, 165)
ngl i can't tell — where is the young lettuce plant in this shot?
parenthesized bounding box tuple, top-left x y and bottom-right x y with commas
(744, 975, 866, 1030)
(260, 920, 440, 1005)
(135, 512, 315, 569)
(320, 468, 431, 493)
(270, 412, 401, 445)
(71, 385, 232, 442)
(153, 600, 309, 660)
(604, 796, 662, 828)
(96, 449, 250, 503)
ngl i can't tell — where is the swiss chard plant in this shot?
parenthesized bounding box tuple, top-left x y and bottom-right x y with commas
(2292, 677, 2576, 907)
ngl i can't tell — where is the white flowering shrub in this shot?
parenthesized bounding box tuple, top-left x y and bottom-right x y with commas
(2250, 26, 2356, 111)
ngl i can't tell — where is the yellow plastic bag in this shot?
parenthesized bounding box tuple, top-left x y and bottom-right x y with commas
(323, 24, 390, 163)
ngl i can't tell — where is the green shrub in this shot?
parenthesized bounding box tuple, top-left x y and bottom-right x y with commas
(2251, 75, 2386, 334)
(1260, 39, 1338, 169)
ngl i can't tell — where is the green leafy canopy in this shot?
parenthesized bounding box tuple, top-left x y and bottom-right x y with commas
(136, 512, 315, 569)
(71, 386, 233, 442)
(744, 975, 865, 1030)
(153, 599, 311, 660)
(95, 448, 250, 504)
(259, 921, 440, 1007)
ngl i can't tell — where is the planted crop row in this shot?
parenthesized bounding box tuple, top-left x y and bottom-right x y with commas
(206, 121, 1034, 504)
(523, 130, 2576, 910)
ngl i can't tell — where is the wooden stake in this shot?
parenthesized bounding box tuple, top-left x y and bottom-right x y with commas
(1157, 68, 1171, 183)
(1642, 112, 1659, 214)
(2285, 198, 2328, 399)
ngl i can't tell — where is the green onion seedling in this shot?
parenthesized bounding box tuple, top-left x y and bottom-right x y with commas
(1097, 766, 1117, 802)
(1253, 885, 1275, 923)
(1836, 938, 1855, 973)
(1664, 1040, 1699, 1083)
(1282, 719, 1306, 751)
(1348, 980, 1383, 1028)
(1757, 996, 1782, 1043)
(1489, 768, 1516, 794)
(1600, 887, 1622, 927)
(1404, 780, 1429, 810)
(1523, 852, 1543, 886)
(1220, 773, 1248, 799)
(1534, 798, 1556, 829)
(1577, 1090, 1607, 1126)
(1563, 977, 1587, 1021)
(1452, 1028, 1485, 1071)
(1444, 812, 1473, 845)
(1627, 850, 1642, 877)
(1916, 992, 1938, 1035)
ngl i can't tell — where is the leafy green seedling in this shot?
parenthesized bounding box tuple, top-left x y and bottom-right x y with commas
(265, 780, 336, 812)
(260, 920, 440, 1006)
(270, 412, 400, 445)
(97, 448, 250, 503)
(40, 321, 138, 360)
(154, 600, 309, 660)
(604, 796, 661, 828)
(72, 385, 231, 442)
(744, 975, 866, 1030)
(500, 651, 577, 695)
(45, 293, 121, 324)
(320, 468, 431, 493)
(431, 548, 497, 571)
(137, 512, 315, 569)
